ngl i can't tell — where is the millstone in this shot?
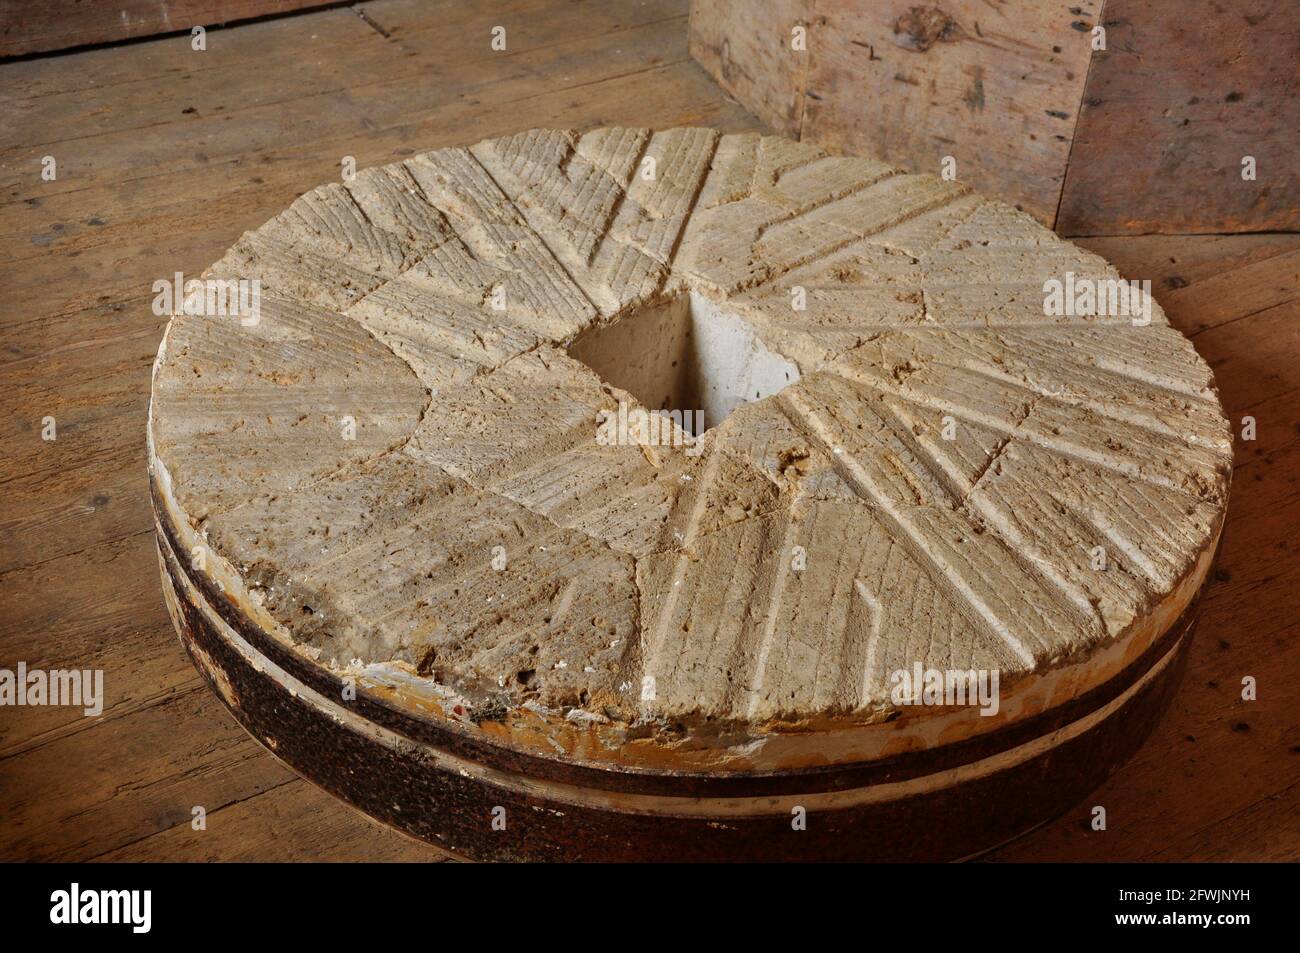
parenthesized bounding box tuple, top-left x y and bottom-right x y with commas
(149, 127, 1231, 861)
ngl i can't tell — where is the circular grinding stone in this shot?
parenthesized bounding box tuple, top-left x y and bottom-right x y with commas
(150, 127, 1232, 861)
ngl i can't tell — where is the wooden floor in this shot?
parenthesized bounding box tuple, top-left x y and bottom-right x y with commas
(1, 0, 1296, 862)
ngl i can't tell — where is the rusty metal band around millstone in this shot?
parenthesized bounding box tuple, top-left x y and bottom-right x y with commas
(158, 529, 1196, 859)
(154, 475, 1203, 859)
(152, 475, 1203, 793)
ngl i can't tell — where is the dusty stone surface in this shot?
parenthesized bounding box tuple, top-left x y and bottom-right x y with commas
(150, 127, 1232, 730)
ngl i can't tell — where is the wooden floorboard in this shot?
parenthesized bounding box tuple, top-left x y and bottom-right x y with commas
(0, 0, 1295, 862)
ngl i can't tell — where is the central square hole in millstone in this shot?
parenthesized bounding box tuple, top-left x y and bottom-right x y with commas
(567, 290, 801, 437)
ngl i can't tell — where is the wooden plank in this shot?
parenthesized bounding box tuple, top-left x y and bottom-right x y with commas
(2, 9, 760, 331)
(1167, 252, 1300, 337)
(0, 3, 362, 99)
(1078, 234, 1300, 334)
(0, 686, 295, 861)
(1077, 234, 1300, 297)
(1, 0, 684, 147)
(1194, 299, 1300, 418)
(0, 1, 334, 59)
(688, 0, 1102, 224)
(801, 0, 1100, 224)
(0, 533, 180, 755)
(1057, 0, 1300, 235)
(0, 334, 155, 572)
(1145, 780, 1300, 862)
(96, 778, 445, 861)
(688, 0, 806, 136)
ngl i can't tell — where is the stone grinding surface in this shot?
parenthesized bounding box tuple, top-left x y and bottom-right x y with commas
(150, 127, 1232, 732)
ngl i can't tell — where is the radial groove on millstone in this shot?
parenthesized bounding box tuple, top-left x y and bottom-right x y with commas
(150, 126, 1231, 741)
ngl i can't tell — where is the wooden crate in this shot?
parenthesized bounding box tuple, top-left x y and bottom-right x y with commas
(689, 0, 1299, 234)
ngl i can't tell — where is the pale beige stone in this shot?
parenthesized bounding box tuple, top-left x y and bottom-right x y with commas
(150, 127, 1232, 732)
